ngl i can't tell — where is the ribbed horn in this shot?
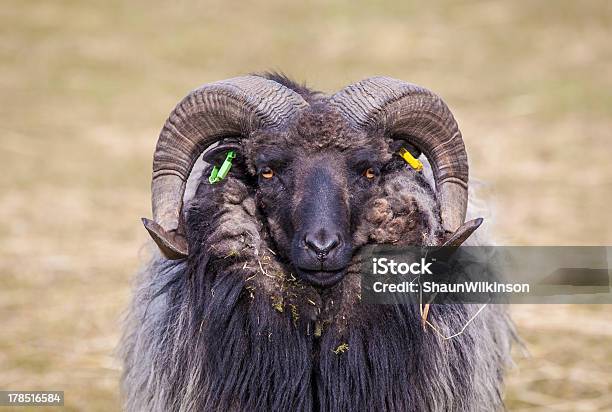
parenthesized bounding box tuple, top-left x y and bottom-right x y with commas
(330, 77, 468, 233)
(146, 75, 308, 259)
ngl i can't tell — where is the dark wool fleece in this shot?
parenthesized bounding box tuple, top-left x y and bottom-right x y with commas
(121, 90, 514, 411)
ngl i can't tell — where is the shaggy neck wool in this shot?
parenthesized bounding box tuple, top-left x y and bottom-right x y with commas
(121, 169, 513, 411)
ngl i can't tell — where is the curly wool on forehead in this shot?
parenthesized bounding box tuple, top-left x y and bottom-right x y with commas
(293, 102, 369, 150)
(248, 102, 387, 155)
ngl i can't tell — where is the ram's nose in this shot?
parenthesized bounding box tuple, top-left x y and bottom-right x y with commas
(304, 230, 340, 261)
(292, 227, 351, 287)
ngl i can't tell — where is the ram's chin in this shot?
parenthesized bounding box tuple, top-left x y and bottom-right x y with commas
(294, 267, 347, 287)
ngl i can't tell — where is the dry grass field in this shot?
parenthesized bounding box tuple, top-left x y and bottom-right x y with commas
(1, 1, 611, 410)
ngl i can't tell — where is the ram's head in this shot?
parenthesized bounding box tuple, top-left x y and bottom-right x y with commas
(142, 75, 481, 288)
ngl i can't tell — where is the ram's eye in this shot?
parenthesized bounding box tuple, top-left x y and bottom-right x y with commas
(261, 167, 274, 179)
(363, 167, 377, 179)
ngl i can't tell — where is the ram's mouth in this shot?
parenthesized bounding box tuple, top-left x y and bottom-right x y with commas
(294, 267, 347, 288)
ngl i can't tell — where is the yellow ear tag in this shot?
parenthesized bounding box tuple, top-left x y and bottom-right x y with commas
(399, 147, 423, 171)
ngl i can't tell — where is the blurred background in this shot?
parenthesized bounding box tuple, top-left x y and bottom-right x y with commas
(1, 0, 611, 410)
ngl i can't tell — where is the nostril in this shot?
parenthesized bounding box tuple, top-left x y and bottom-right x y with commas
(304, 232, 340, 259)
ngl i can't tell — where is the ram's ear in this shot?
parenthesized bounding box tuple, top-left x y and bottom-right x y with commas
(389, 137, 421, 158)
(201, 138, 249, 180)
(201, 138, 243, 165)
(443, 218, 483, 247)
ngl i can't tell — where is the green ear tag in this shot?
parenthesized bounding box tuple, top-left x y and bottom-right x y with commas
(208, 150, 236, 184)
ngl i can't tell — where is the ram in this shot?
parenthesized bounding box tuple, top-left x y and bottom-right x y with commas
(120, 74, 514, 411)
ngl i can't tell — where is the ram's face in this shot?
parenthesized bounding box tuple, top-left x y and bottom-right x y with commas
(253, 143, 387, 287)
(240, 104, 394, 287)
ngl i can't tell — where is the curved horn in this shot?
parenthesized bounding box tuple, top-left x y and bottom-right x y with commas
(145, 75, 308, 259)
(330, 77, 468, 233)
